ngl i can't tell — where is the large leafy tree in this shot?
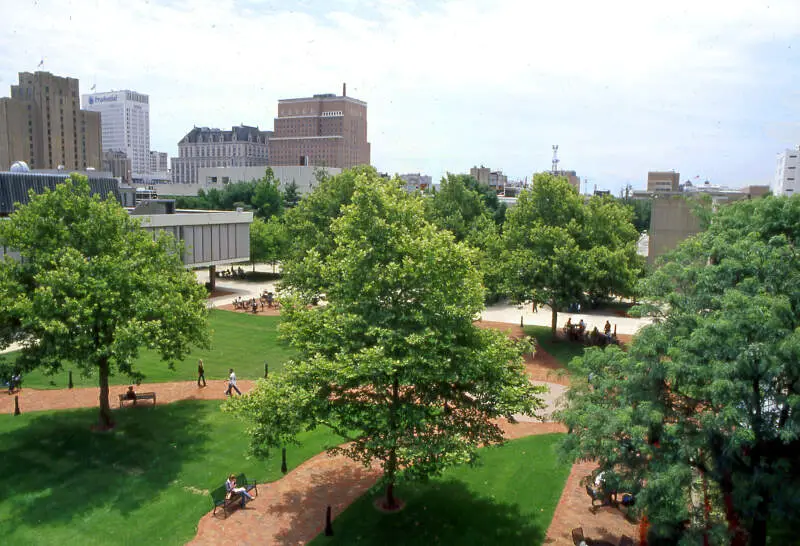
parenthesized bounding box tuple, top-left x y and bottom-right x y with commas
(0, 177, 210, 428)
(558, 195, 800, 546)
(503, 173, 641, 336)
(226, 172, 544, 508)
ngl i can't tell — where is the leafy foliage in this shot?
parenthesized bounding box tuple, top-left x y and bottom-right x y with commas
(173, 168, 284, 219)
(0, 176, 209, 427)
(558, 195, 800, 546)
(249, 216, 289, 271)
(502, 173, 642, 335)
(227, 171, 544, 507)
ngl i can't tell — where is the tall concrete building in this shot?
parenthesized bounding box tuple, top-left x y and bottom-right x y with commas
(102, 150, 132, 183)
(647, 171, 680, 193)
(470, 166, 507, 194)
(171, 125, 271, 184)
(772, 146, 799, 196)
(0, 71, 102, 171)
(268, 86, 370, 169)
(82, 90, 150, 180)
(150, 150, 168, 173)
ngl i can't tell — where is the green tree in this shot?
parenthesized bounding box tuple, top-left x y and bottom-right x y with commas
(226, 173, 544, 509)
(425, 174, 506, 302)
(250, 168, 284, 219)
(282, 180, 301, 209)
(558, 195, 800, 546)
(250, 216, 289, 272)
(503, 173, 641, 337)
(0, 177, 210, 428)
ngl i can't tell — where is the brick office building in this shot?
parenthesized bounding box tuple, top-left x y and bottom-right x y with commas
(268, 85, 370, 169)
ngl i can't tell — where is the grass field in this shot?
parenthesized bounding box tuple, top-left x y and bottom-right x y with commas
(523, 325, 586, 369)
(0, 400, 341, 546)
(5, 310, 296, 390)
(309, 433, 570, 546)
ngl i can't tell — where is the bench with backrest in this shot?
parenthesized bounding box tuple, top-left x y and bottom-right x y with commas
(118, 392, 156, 408)
(211, 474, 258, 517)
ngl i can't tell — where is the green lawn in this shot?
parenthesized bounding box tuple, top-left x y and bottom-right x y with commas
(0, 400, 341, 546)
(309, 433, 570, 546)
(523, 325, 586, 369)
(5, 310, 296, 389)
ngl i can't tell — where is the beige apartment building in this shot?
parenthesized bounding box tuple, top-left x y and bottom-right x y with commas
(0, 71, 101, 171)
(470, 166, 508, 194)
(269, 87, 370, 169)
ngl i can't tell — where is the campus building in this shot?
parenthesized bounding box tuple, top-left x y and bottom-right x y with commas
(268, 86, 370, 169)
(398, 173, 432, 192)
(0, 71, 102, 172)
(171, 125, 271, 185)
(646, 171, 680, 193)
(470, 166, 507, 194)
(82, 90, 150, 180)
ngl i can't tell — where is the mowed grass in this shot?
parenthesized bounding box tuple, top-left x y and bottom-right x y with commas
(0, 400, 341, 546)
(523, 325, 586, 369)
(6, 310, 295, 389)
(309, 433, 569, 546)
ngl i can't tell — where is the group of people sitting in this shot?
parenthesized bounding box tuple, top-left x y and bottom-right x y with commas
(232, 292, 278, 314)
(564, 318, 616, 346)
(216, 267, 246, 280)
(587, 471, 635, 510)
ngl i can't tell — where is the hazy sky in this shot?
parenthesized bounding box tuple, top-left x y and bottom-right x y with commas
(2, 0, 799, 194)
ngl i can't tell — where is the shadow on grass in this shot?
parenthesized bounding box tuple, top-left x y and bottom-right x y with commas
(0, 400, 212, 529)
(302, 478, 550, 546)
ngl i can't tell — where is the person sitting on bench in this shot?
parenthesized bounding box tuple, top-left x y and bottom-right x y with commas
(225, 474, 254, 508)
(125, 385, 137, 401)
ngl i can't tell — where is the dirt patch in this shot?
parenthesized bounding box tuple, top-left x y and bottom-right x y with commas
(207, 288, 236, 299)
(475, 320, 525, 339)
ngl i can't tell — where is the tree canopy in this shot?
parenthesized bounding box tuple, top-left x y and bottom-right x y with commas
(0, 176, 210, 428)
(502, 173, 642, 335)
(558, 195, 800, 546)
(173, 168, 284, 220)
(249, 216, 289, 272)
(226, 171, 544, 508)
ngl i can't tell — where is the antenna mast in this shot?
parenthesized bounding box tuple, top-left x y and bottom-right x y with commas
(551, 145, 560, 174)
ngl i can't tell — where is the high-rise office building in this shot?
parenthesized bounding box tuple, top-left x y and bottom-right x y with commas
(0, 71, 102, 171)
(82, 90, 150, 180)
(268, 85, 370, 169)
(647, 171, 680, 193)
(772, 146, 799, 196)
(171, 125, 271, 184)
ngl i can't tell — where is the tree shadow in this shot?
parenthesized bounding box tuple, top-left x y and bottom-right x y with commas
(273, 473, 551, 546)
(0, 400, 213, 530)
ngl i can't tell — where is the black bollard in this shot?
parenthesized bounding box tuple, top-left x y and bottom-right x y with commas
(264, 362, 269, 379)
(68, 370, 74, 389)
(324, 505, 334, 536)
(281, 446, 287, 474)
(520, 315, 523, 327)
(14, 395, 20, 416)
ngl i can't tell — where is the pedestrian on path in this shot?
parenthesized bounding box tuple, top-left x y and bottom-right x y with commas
(226, 368, 242, 396)
(197, 359, 206, 387)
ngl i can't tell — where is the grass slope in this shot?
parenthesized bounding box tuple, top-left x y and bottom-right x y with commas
(0, 400, 340, 546)
(7, 310, 295, 390)
(310, 433, 569, 546)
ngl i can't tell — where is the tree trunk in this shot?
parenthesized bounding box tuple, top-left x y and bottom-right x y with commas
(208, 265, 216, 291)
(98, 356, 114, 429)
(384, 375, 400, 510)
(550, 300, 558, 340)
(721, 472, 747, 546)
(750, 509, 768, 546)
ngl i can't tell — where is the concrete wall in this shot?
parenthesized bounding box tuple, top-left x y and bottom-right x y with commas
(154, 165, 341, 196)
(648, 195, 702, 265)
(137, 210, 253, 268)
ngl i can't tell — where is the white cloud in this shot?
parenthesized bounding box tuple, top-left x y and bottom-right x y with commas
(0, 0, 798, 191)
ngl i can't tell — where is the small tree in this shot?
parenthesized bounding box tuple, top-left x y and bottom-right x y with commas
(250, 217, 288, 273)
(282, 180, 301, 209)
(227, 173, 544, 508)
(251, 168, 284, 219)
(0, 177, 210, 428)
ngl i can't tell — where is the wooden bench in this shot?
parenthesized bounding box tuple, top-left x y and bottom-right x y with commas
(211, 474, 258, 517)
(118, 392, 156, 408)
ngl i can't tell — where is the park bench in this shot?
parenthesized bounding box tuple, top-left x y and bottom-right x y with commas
(211, 474, 258, 517)
(118, 392, 156, 408)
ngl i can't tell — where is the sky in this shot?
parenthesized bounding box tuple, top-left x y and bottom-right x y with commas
(1, 0, 799, 195)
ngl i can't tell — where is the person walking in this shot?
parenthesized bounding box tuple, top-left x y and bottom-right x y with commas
(197, 359, 206, 387)
(226, 368, 242, 396)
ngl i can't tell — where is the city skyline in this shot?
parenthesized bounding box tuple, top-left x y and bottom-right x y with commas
(1, 0, 799, 194)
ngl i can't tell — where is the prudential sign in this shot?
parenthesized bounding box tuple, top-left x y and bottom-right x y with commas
(88, 94, 119, 105)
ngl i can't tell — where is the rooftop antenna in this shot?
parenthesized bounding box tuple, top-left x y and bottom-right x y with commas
(551, 145, 560, 174)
